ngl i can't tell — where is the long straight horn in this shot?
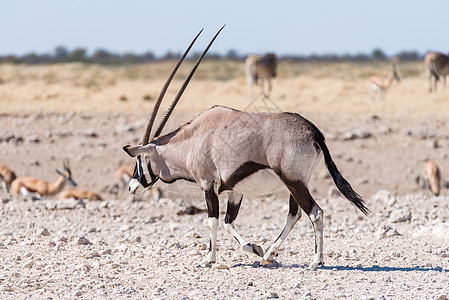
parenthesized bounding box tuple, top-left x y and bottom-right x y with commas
(152, 25, 225, 138)
(141, 29, 204, 145)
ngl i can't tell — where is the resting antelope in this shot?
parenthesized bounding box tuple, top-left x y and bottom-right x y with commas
(115, 165, 162, 200)
(0, 164, 17, 193)
(245, 53, 277, 98)
(369, 64, 400, 108)
(425, 51, 449, 93)
(11, 161, 77, 198)
(59, 188, 102, 201)
(123, 27, 369, 270)
(424, 160, 441, 196)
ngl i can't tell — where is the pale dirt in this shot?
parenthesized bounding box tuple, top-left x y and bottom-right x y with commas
(0, 62, 448, 299)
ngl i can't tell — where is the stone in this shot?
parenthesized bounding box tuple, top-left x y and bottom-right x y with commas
(389, 209, 412, 223)
(75, 237, 91, 245)
(40, 228, 51, 236)
(375, 225, 400, 240)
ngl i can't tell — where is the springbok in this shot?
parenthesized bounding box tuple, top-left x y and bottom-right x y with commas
(0, 164, 17, 193)
(11, 161, 77, 198)
(424, 160, 441, 196)
(59, 188, 102, 201)
(245, 53, 277, 98)
(425, 51, 449, 93)
(369, 64, 400, 108)
(123, 27, 369, 270)
(115, 165, 162, 200)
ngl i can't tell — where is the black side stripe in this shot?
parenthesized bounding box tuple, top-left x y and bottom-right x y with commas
(218, 161, 268, 194)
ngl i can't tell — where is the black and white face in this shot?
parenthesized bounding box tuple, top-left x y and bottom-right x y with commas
(129, 154, 158, 194)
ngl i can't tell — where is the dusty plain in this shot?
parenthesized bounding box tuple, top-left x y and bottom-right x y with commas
(0, 60, 448, 299)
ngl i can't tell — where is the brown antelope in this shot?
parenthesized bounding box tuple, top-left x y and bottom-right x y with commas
(424, 160, 441, 196)
(425, 51, 449, 92)
(369, 64, 400, 108)
(122, 26, 369, 271)
(245, 53, 277, 98)
(59, 188, 102, 201)
(115, 165, 162, 200)
(11, 161, 77, 198)
(0, 164, 17, 193)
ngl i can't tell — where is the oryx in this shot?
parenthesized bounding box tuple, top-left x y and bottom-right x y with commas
(123, 26, 369, 270)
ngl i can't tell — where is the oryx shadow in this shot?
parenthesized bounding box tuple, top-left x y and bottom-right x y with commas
(232, 262, 448, 273)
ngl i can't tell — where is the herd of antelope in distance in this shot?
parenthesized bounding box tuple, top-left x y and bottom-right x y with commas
(0, 28, 446, 268)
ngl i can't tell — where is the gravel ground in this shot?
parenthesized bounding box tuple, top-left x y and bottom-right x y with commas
(1, 112, 448, 299)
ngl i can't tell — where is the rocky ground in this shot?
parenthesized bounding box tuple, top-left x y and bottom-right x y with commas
(1, 111, 448, 299)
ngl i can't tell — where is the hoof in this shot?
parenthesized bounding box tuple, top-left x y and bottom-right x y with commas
(251, 244, 264, 257)
(242, 243, 264, 257)
(308, 261, 324, 271)
(198, 261, 213, 268)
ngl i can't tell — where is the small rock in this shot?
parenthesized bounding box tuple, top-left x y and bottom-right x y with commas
(40, 228, 51, 236)
(389, 209, 412, 223)
(74, 237, 91, 246)
(87, 251, 101, 258)
(27, 135, 41, 143)
(119, 225, 134, 232)
(214, 264, 229, 270)
(102, 249, 112, 255)
(269, 292, 279, 298)
(198, 243, 207, 250)
(375, 225, 400, 240)
(185, 231, 201, 239)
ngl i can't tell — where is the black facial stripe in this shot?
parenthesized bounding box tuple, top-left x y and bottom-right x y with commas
(136, 156, 149, 187)
(218, 161, 268, 193)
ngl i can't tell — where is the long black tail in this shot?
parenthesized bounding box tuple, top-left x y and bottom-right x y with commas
(314, 135, 370, 215)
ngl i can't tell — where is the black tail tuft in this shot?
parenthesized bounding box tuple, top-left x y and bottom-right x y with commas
(314, 136, 370, 216)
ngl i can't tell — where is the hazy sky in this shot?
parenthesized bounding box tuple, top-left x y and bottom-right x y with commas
(1, 1, 448, 57)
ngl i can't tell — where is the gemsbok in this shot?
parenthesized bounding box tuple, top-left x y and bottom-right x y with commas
(0, 164, 17, 193)
(11, 161, 77, 198)
(425, 51, 449, 93)
(59, 188, 102, 201)
(123, 26, 369, 270)
(424, 160, 441, 196)
(245, 53, 277, 98)
(369, 64, 400, 108)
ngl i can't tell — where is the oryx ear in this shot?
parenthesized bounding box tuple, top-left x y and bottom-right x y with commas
(123, 144, 155, 157)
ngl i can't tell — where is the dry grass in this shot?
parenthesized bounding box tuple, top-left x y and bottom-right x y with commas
(0, 60, 447, 117)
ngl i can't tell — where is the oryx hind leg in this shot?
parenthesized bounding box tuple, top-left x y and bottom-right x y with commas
(263, 195, 301, 263)
(223, 192, 264, 257)
(286, 182, 324, 271)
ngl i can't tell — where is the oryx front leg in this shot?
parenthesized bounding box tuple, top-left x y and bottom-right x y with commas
(200, 188, 219, 267)
(263, 196, 301, 263)
(223, 193, 264, 257)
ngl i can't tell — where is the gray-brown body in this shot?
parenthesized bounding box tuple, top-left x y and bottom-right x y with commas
(245, 54, 277, 98)
(425, 51, 449, 92)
